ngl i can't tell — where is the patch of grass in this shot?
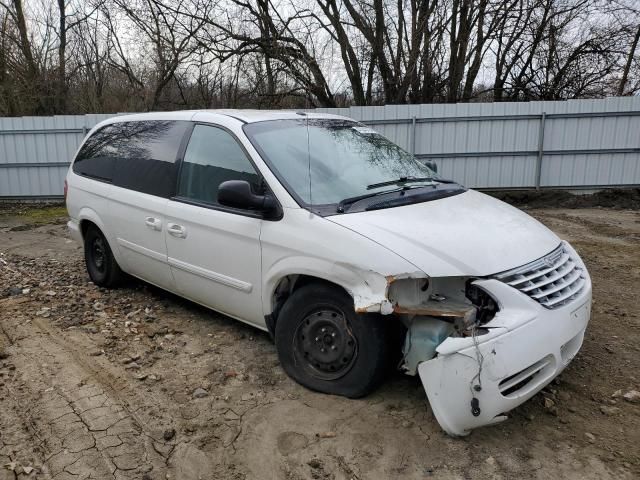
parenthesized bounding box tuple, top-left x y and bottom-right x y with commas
(0, 202, 68, 223)
(21, 206, 68, 221)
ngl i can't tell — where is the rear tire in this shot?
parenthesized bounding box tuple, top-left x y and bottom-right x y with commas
(275, 283, 390, 398)
(84, 225, 123, 288)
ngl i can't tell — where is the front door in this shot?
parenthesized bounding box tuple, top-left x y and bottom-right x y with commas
(165, 124, 264, 326)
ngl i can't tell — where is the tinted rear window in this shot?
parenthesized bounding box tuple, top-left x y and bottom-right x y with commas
(73, 120, 190, 197)
(73, 125, 118, 181)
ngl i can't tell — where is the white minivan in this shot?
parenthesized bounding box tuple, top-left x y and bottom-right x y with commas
(65, 110, 591, 436)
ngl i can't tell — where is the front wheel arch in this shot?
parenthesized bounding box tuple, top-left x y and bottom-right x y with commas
(266, 274, 353, 336)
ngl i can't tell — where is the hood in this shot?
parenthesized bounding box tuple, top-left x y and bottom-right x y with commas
(327, 189, 560, 277)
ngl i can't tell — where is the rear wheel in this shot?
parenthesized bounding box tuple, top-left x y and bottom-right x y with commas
(84, 225, 123, 288)
(275, 283, 390, 398)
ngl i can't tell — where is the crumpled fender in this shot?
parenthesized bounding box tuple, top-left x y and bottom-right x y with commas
(260, 207, 428, 316)
(261, 253, 425, 315)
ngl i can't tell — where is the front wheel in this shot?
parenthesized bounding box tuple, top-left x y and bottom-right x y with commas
(275, 283, 390, 398)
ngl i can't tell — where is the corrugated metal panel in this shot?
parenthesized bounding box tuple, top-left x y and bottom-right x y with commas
(315, 97, 640, 189)
(0, 113, 115, 197)
(2, 98, 640, 197)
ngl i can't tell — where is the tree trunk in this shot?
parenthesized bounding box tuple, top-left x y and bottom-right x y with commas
(12, 0, 36, 78)
(618, 23, 640, 96)
(316, 0, 366, 105)
(373, 0, 397, 103)
(57, 0, 67, 113)
(462, 0, 486, 100)
(0, 13, 16, 115)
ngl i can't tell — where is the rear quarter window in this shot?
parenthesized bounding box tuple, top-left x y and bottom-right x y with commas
(73, 125, 118, 182)
(73, 120, 190, 197)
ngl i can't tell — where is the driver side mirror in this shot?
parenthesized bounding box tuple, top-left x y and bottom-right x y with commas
(424, 160, 438, 173)
(218, 180, 279, 218)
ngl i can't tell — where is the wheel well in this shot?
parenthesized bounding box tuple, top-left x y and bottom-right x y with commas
(79, 219, 96, 238)
(266, 275, 351, 336)
(290, 275, 347, 294)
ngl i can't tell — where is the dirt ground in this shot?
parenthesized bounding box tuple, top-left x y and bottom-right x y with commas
(0, 203, 638, 480)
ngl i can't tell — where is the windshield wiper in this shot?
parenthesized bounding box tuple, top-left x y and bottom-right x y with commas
(366, 176, 457, 190)
(337, 188, 404, 213)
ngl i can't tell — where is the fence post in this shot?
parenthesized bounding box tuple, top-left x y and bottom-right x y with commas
(410, 116, 416, 156)
(535, 112, 546, 190)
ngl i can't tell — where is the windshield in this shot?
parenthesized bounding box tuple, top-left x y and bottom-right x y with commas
(243, 118, 441, 206)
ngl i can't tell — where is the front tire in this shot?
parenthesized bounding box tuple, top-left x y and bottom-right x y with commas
(275, 283, 390, 398)
(84, 225, 123, 288)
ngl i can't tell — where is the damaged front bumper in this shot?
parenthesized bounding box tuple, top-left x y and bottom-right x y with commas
(418, 276, 592, 436)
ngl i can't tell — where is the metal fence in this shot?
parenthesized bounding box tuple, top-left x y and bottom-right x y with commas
(315, 97, 640, 191)
(0, 114, 115, 198)
(1, 97, 639, 198)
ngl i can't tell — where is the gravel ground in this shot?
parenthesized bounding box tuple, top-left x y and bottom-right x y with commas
(0, 205, 638, 479)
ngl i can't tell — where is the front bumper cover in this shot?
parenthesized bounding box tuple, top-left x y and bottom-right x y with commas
(418, 262, 592, 436)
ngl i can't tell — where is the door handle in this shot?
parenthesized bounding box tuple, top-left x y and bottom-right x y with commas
(167, 223, 187, 238)
(145, 217, 162, 231)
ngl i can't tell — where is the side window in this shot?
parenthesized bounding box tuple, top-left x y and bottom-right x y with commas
(177, 125, 260, 206)
(73, 125, 119, 182)
(111, 120, 190, 197)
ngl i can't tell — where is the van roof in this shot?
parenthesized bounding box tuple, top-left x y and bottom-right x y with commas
(101, 109, 352, 125)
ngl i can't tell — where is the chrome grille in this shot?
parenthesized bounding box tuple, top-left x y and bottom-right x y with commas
(494, 244, 586, 309)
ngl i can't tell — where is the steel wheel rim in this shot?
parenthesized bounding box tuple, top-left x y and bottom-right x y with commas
(294, 308, 358, 380)
(92, 237, 106, 273)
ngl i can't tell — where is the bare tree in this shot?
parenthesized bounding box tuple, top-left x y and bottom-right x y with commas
(0, 0, 638, 115)
(608, 0, 640, 95)
(103, 0, 208, 109)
